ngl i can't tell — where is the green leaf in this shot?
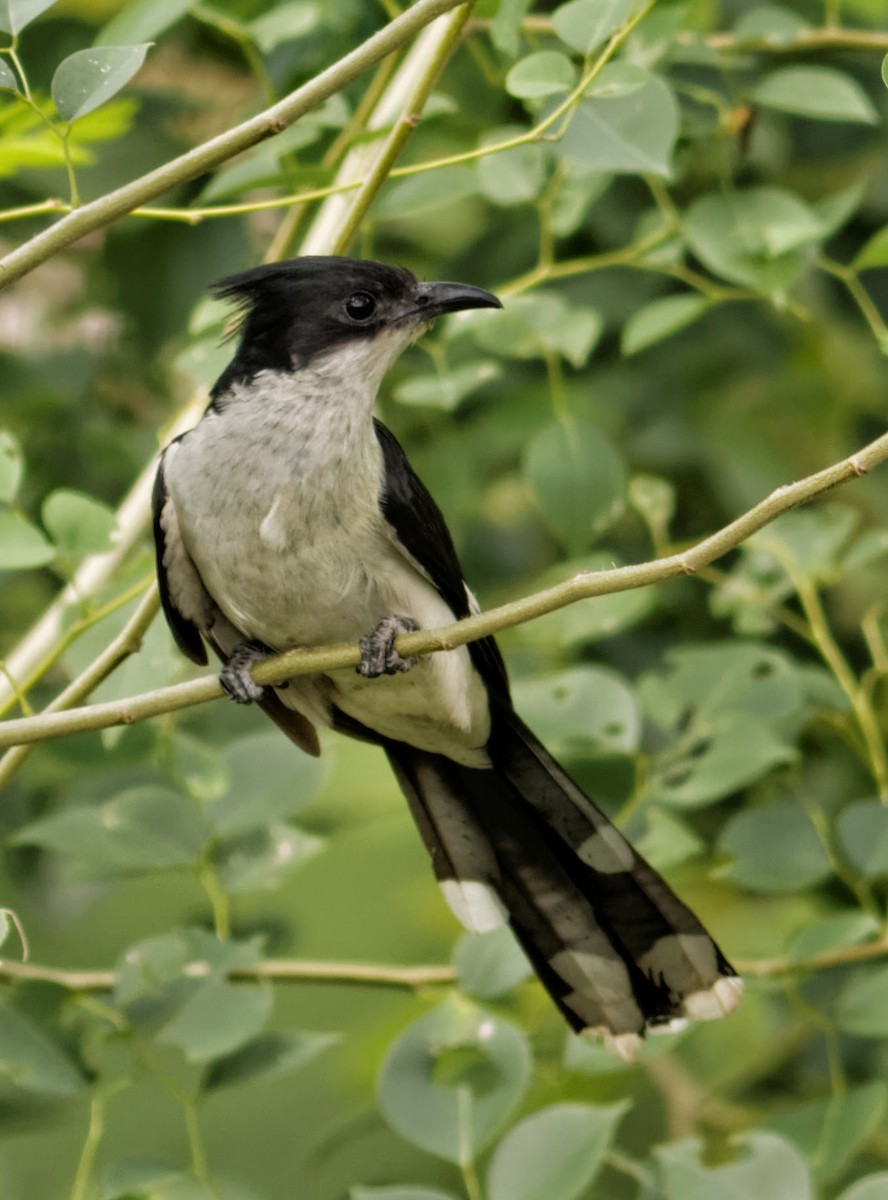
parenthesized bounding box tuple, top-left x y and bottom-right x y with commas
(212, 822, 324, 894)
(114, 929, 263, 1008)
(42, 488, 115, 563)
(840, 1174, 888, 1200)
(512, 552, 654, 652)
(621, 294, 710, 355)
(506, 52, 576, 100)
(487, 1103, 626, 1200)
(0, 1001, 86, 1095)
(15, 787, 208, 879)
(378, 166, 478, 218)
(559, 66, 679, 177)
(552, 0, 639, 53)
(489, 0, 532, 56)
(249, 3, 320, 52)
(883, 53, 888, 91)
(749, 505, 859, 585)
(205, 731, 327, 835)
(767, 1082, 887, 1184)
(377, 997, 531, 1162)
(656, 1132, 814, 1200)
(0, 58, 19, 91)
(753, 66, 879, 125)
(478, 127, 547, 206)
(648, 712, 795, 808)
(633, 807, 704, 872)
(718, 798, 831, 892)
(159, 978, 272, 1062)
(733, 6, 811, 46)
(351, 1189, 459, 1200)
(0, 510, 55, 569)
(204, 1029, 339, 1092)
(95, 0, 191, 44)
(394, 360, 501, 411)
(683, 187, 825, 294)
(453, 927, 532, 999)
(524, 420, 627, 553)
(513, 667, 640, 759)
(0, 0, 56, 35)
(787, 910, 879, 961)
(837, 964, 888, 1036)
(101, 1158, 183, 1199)
(471, 292, 602, 366)
(639, 642, 807, 728)
(51, 45, 151, 123)
(0, 430, 23, 501)
(854, 225, 888, 270)
(837, 800, 888, 879)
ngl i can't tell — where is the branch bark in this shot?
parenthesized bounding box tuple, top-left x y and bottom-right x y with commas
(0, 0, 466, 290)
(1, 431, 887, 749)
(3, 933, 888, 994)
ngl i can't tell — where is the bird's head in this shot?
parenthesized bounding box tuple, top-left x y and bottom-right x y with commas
(211, 256, 501, 396)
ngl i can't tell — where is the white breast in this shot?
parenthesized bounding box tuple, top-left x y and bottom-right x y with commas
(164, 370, 492, 766)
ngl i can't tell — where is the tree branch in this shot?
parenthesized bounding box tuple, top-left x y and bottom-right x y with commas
(0, 0, 467, 290)
(2, 431, 887, 749)
(4, 932, 888, 994)
(0, 957, 456, 992)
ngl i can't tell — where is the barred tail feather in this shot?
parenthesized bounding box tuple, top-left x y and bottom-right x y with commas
(384, 708, 740, 1053)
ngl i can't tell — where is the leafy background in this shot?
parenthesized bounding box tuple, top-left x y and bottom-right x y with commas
(2, 0, 888, 1197)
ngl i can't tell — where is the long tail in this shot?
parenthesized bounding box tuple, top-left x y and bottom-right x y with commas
(384, 706, 740, 1058)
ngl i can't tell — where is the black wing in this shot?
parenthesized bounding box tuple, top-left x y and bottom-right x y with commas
(152, 449, 208, 666)
(374, 419, 509, 700)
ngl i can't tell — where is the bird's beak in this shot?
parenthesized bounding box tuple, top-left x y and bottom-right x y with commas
(394, 280, 502, 324)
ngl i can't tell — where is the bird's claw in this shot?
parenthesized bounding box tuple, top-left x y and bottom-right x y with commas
(220, 641, 270, 703)
(358, 614, 420, 677)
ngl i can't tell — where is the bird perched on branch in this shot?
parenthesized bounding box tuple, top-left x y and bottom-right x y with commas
(153, 255, 741, 1058)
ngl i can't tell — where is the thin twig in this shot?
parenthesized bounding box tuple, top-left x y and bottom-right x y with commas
(0, 0, 467, 289)
(4, 930, 888, 995)
(1, 432, 886, 750)
(0, 957, 457, 991)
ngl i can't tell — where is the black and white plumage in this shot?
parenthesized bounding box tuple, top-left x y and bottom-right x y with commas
(153, 255, 740, 1057)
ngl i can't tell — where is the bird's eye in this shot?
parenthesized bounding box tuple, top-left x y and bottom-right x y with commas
(345, 291, 377, 321)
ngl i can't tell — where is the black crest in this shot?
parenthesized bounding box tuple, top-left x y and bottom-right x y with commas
(210, 256, 417, 398)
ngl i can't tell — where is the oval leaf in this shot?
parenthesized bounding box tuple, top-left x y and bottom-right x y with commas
(0, 58, 19, 92)
(683, 187, 823, 294)
(559, 65, 679, 177)
(718, 798, 831, 891)
(753, 66, 878, 125)
(524, 419, 627, 553)
(657, 1132, 814, 1200)
(51, 44, 151, 123)
(204, 1029, 338, 1092)
(621, 294, 710, 356)
(0, 510, 55, 569)
(0, 0, 56, 35)
(377, 998, 531, 1163)
(486, 1102, 627, 1200)
(42, 488, 115, 562)
(506, 51, 576, 100)
(837, 964, 888, 1037)
(0, 430, 23, 501)
(0, 1002, 86, 1095)
(553, 0, 638, 53)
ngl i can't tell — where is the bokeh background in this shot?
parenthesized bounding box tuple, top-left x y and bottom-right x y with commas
(3, 1, 888, 1197)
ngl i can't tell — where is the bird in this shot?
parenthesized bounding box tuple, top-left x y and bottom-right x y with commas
(152, 255, 741, 1059)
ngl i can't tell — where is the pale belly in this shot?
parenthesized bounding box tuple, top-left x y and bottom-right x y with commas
(169, 449, 492, 766)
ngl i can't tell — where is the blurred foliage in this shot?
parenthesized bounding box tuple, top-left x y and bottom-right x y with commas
(2, 0, 888, 1197)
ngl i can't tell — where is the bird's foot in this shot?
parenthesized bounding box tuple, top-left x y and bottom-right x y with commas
(358, 615, 420, 677)
(220, 640, 271, 703)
